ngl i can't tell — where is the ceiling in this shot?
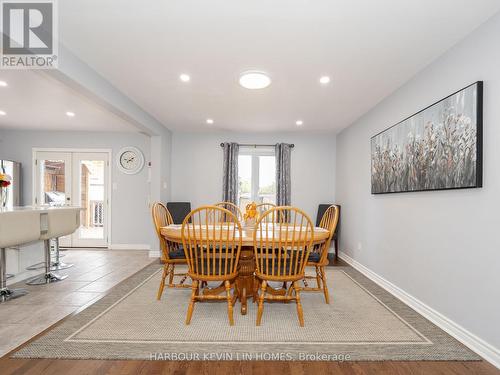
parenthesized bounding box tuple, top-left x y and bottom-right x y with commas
(2, 1, 500, 134)
(57, 0, 500, 133)
(0, 70, 137, 132)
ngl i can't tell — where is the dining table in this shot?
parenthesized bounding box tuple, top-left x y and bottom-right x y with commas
(160, 223, 330, 315)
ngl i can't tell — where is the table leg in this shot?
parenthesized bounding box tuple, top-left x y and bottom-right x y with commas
(236, 248, 256, 315)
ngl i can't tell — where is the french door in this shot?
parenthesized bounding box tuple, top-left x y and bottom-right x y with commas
(34, 150, 110, 248)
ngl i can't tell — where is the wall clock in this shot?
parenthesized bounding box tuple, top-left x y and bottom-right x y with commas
(116, 146, 145, 175)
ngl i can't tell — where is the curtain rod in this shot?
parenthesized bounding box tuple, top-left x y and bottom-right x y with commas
(219, 143, 295, 148)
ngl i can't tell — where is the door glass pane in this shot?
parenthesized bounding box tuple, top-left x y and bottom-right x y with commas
(40, 160, 66, 205)
(258, 156, 276, 204)
(238, 155, 252, 212)
(79, 160, 105, 240)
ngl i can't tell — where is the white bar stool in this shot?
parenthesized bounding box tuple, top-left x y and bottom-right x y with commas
(26, 209, 79, 285)
(25, 238, 72, 271)
(0, 211, 41, 302)
(50, 238, 73, 271)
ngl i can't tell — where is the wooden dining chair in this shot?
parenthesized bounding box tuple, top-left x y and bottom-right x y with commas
(213, 201, 243, 222)
(255, 203, 285, 223)
(181, 206, 242, 325)
(151, 202, 190, 300)
(210, 201, 243, 225)
(253, 206, 314, 327)
(302, 205, 339, 304)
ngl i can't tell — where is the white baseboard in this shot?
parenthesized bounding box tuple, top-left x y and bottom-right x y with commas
(149, 250, 160, 258)
(327, 243, 336, 253)
(108, 244, 151, 250)
(339, 251, 500, 369)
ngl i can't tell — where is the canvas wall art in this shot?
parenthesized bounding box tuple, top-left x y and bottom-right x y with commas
(371, 81, 483, 194)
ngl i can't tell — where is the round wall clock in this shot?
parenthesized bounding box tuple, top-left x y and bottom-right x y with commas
(116, 146, 145, 175)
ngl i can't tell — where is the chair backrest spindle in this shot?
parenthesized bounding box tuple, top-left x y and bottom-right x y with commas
(182, 206, 242, 280)
(151, 202, 175, 261)
(211, 201, 243, 223)
(253, 206, 314, 281)
(316, 205, 340, 264)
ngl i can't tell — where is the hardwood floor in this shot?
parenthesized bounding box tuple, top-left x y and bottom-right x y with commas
(328, 253, 345, 266)
(0, 254, 498, 375)
(0, 358, 498, 375)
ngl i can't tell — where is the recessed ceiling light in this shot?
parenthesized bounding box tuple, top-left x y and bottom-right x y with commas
(296, 120, 303, 126)
(206, 118, 214, 125)
(0, 81, 7, 87)
(179, 74, 190, 82)
(0, 110, 6, 116)
(319, 76, 331, 84)
(239, 71, 271, 90)
(66, 111, 75, 117)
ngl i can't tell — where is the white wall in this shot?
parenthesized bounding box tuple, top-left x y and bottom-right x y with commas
(0, 129, 154, 247)
(336, 12, 500, 355)
(150, 130, 172, 208)
(171, 131, 336, 220)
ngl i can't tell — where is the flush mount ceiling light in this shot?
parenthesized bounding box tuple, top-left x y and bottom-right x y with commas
(239, 71, 271, 90)
(0, 110, 6, 116)
(206, 118, 214, 125)
(66, 111, 75, 117)
(0, 81, 7, 87)
(179, 74, 190, 82)
(296, 120, 304, 126)
(319, 76, 331, 85)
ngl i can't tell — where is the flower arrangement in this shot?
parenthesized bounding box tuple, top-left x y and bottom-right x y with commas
(0, 173, 11, 207)
(243, 202, 257, 220)
(243, 202, 258, 227)
(0, 173, 11, 188)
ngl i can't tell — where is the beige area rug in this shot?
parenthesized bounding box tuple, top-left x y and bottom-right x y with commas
(12, 263, 479, 361)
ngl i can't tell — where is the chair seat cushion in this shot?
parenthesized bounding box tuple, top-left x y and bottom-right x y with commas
(168, 247, 186, 259)
(308, 252, 321, 263)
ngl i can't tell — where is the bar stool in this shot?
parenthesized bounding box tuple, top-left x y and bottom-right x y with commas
(0, 211, 41, 302)
(25, 238, 73, 271)
(49, 238, 73, 271)
(26, 209, 79, 285)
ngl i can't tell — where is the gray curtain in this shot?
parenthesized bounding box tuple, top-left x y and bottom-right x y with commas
(275, 143, 292, 206)
(222, 142, 239, 205)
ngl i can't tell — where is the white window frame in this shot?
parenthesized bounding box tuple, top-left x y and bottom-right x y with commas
(238, 146, 276, 204)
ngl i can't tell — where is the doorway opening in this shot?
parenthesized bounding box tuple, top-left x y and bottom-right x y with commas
(33, 149, 111, 248)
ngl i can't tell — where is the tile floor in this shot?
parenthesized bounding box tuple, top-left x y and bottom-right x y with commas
(0, 249, 153, 356)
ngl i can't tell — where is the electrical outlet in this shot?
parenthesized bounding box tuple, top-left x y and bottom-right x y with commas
(357, 242, 362, 250)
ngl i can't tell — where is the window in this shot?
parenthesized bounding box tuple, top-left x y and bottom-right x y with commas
(238, 148, 276, 212)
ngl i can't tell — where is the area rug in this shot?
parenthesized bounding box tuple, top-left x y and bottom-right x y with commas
(12, 263, 479, 361)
